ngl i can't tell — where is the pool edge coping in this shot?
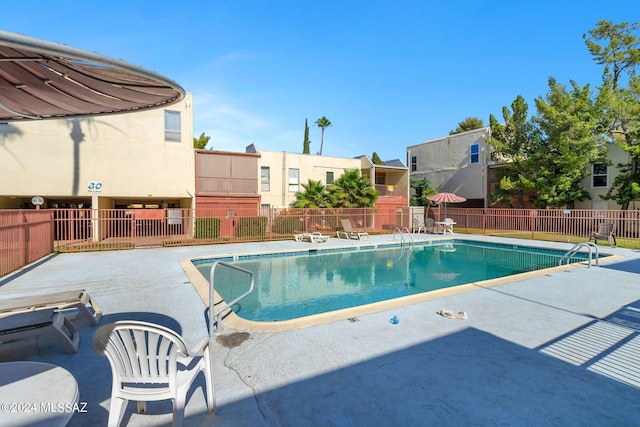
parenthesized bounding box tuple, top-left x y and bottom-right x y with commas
(180, 238, 624, 333)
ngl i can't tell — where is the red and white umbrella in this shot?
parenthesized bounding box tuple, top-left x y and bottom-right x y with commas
(427, 192, 466, 220)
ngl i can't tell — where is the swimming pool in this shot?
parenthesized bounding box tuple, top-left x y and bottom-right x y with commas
(193, 240, 590, 323)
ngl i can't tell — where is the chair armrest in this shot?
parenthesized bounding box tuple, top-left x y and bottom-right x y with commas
(189, 336, 210, 356)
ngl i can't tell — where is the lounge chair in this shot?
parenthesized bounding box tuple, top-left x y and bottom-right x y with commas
(0, 308, 80, 353)
(337, 219, 370, 240)
(294, 232, 330, 243)
(309, 232, 330, 243)
(590, 222, 617, 246)
(93, 320, 215, 427)
(0, 289, 102, 325)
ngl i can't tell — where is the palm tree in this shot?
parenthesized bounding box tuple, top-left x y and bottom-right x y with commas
(314, 116, 332, 155)
(327, 169, 379, 208)
(292, 179, 329, 208)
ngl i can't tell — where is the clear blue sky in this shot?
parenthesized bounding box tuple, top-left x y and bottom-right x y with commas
(5, 1, 639, 161)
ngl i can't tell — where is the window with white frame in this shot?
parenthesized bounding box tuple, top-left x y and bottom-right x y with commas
(288, 168, 299, 192)
(470, 144, 480, 164)
(592, 163, 608, 187)
(261, 167, 270, 191)
(411, 155, 417, 172)
(164, 110, 181, 141)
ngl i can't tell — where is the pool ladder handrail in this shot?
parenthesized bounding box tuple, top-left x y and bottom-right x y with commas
(209, 260, 255, 336)
(393, 226, 414, 246)
(559, 242, 599, 268)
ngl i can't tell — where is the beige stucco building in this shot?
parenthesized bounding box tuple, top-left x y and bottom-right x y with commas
(407, 127, 490, 207)
(408, 126, 631, 210)
(576, 142, 633, 210)
(0, 93, 195, 211)
(247, 144, 410, 211)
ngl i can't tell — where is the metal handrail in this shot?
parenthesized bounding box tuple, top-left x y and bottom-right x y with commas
(393, 226, 414, 246)
(559, 242, 599, 268)
(402, 227, 414, 246)
(393, 227, 405, 244)
(208, 261, 254, 336)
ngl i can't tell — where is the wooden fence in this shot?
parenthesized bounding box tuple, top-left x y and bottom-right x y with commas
(2, 207, 639, 277)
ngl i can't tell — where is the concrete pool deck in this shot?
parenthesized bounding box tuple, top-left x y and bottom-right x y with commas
(1, 233, 640, 426)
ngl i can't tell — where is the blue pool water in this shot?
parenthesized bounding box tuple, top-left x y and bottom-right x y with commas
(194, 241, 588, 322)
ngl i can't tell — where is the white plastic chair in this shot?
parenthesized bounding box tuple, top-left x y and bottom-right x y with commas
(443, 218, 456, 235)
(425, 218, 435, 233)
(93, 320, 215, 427)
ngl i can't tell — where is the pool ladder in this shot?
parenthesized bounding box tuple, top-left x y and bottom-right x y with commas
(208, 261, 255, 335)
(559, 242, 599, 268)
(393, 227, 414, 247)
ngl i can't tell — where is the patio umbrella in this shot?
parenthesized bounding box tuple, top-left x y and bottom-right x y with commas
(427, 192, 466, 220)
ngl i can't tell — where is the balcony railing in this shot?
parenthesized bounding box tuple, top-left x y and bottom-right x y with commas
(196, 177, 258, 196)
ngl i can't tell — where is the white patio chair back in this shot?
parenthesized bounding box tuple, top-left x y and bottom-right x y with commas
(425, 218, 435, 233)
(443, 218, 456, 235)
(93, 320, 214, 427)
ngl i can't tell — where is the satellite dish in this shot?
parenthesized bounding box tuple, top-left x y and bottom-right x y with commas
(31, 196, 44, 206)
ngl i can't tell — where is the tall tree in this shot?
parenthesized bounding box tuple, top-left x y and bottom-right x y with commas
(532, 78, 607, 208)
(193, 132, 211, 149)
(327, 169, 379, 208)
(293, 179, 329, 208)
(409, 178, 438, 207)
(487, 96, 538, 208)
(315, 116, 332, 155)
(371, 152, 384, 165)
(303, 119, 311, 154)
(584, 20, 640, 209)
(488, 80, 607, 209)
(450, 117, 485, 135)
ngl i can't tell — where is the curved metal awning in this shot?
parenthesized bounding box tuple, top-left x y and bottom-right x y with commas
(0, 30, 185, 121)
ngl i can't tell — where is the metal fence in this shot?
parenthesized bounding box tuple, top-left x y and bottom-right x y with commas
(51, 207, 400, 253)
(2, 207, 639, 278)
(0, 210, 54, 277)
(440, 208, 640, 247)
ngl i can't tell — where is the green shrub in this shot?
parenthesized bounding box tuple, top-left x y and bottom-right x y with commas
(236, 217, 268, 238)
(195, 218, 220, 239)
(272, 215, 302, 234)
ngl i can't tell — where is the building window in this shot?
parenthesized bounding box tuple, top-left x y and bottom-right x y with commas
(326, 171, 334, 186)
(261, 167, 270, 191)
(164, 110, 181, 141)
(470, 144, 480, 164)
(375, 173, 386, 185)
(288, 168, 299, 192)
(411, 156, 417, 172)
(592, 163, 608, 188)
